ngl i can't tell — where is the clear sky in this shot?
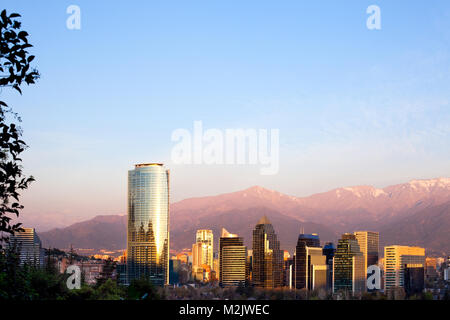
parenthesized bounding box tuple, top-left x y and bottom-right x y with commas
(1, 1, 450, 230)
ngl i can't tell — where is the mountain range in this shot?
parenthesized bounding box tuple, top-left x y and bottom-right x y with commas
(39, 177, 450, 256)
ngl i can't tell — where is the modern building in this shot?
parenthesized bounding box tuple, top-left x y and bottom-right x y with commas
(384, 245, 425, 294)
(192, 229, 214, 281)
(284, 257, 294, 289)
(333, 233, 365, 294)
(126, 163, 170, 286)
(425, 257, 438, 279)
(323, 242, 336, 291)
(8, 228, 44, 267)
(219, 228, 247, 287)
(252, 216, 283, 288)
(354, 231, 379, 278)
(195, 230, 214, 268)
(294, 233, 327, 290)
(246, 250, 253, 284)
(404, 265, 424, 295)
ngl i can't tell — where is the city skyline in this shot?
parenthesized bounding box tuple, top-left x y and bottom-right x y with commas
(0, 1, 448, 229)
(1, 0, 449, 305)
(29, 173, 450, 259)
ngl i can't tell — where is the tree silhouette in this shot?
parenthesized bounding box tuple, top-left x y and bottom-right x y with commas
(0, 10, 39, 247)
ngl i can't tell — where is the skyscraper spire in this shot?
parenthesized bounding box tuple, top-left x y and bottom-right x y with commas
(257, 215, 271, 225)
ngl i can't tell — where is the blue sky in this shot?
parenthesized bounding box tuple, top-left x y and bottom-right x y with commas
(1, 1, 450, 230)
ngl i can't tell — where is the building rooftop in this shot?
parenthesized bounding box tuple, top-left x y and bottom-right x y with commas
(135, 163, 163, 168)
(257, 215, 271, 225)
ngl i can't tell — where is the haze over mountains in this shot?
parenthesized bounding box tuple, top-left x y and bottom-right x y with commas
(39, 178, 450, 255)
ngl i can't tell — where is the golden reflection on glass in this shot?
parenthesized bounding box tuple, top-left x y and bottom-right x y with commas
(127, 163, 169, 286)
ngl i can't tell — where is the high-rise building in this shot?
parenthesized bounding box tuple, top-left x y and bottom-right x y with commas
(333, 233, 365, 294)
(219, 228, 247, 287)
(192, 229, 214, 281)
(246, 250, 253, 284)
(354, 231, 379, 279)
(126, 163, 170, 286)
(8, 228, 44, 267)
(193, 230, 213, 265)
(425, 257, 438, 279)
(251, 216, 283, 288)
(384, 245, 425, 294)
(294, 233, 327, 290)
(323, 242, 336, 291)
(284, 257, 294, 288)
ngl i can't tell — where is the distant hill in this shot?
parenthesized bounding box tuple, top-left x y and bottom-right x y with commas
(39, 177, 450, 255)
(39, 215, 126, 251)
(379, 200, 450, 256)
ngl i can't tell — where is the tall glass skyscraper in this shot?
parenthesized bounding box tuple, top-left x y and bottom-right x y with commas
(252, 216, 283, 288)
(294, 233, 327, 290)
(127, 163, 170, 286)
(323, 242, 336, 291)
(333, 233, 365, 294)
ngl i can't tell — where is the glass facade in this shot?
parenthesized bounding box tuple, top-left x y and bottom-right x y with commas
(252, 216, 283, 288)
(294, 233, 323, 290)
(323, 242, 336, 291)
(333, 233, 365, 294)
(127, 163, 169, 286)
(404, 265, 425, 295)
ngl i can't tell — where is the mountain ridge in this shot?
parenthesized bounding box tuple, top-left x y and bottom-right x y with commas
(38, 177, 450, 255)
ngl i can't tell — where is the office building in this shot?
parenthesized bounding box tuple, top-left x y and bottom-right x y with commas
(252, 216, 283, 288)
(333, 233, 365, 294)
(219, 228, 247, 287)
(354, 231, 379, 278)
(384, 245, 425, 294)
(126, 163, 170, 286)
(425, 257, 438, 279)
(323, 242, 336, 291)
(8, 228, 44, 267)
(195, 229, 214, 268)
(192, 229, 214, 281)
(294, 233, 327, 290)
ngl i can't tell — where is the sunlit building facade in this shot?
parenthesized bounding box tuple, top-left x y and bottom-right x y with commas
(333, 233, 365, 294)
(252, 216, 283, 288)
(219, 228, 247, 287)
(8, 228, 44, 267)
(192, 229, 214, 281)
(127, 163, 170, 286)
(354, 231, 379, 279)
(384, 245, 425, 293)
(294, 233, 327, 290)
